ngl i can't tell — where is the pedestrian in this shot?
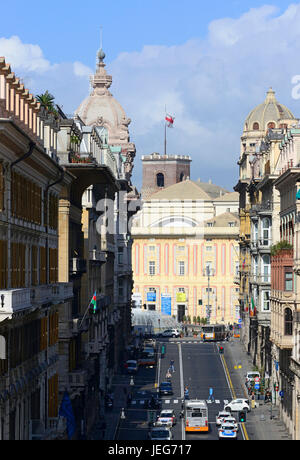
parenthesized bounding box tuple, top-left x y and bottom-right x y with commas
(170, 359, 175, 373)
(184, 386, 189, 399)
(208, 387, 214, 402)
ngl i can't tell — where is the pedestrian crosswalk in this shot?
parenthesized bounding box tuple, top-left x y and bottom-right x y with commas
(131, 399, 230, 406)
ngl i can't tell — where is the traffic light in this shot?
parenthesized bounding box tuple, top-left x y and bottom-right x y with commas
(239, 411, 246, 422)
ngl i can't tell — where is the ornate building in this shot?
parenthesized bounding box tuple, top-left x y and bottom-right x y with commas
(132, 154, 240, 326)
(235, 88, 297, 364)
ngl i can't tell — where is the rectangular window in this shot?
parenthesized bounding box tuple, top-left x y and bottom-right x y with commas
(118, 247, 124, 264)
(118, 279, 124, 297)
(262, 291, 270, 311)
(149, 261, 155, 276)
(285, 269, 293, 291)
(179, 261, 185, 276)
(206, 246, 212, 252)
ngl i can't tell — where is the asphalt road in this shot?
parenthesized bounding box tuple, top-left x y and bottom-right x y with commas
(118, 339, 245, 440)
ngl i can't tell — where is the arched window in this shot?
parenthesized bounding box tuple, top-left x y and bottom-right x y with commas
(267, 122, 275, 129)
(156, 173, 164, 188)
(284, 308, 293, 335)
(180, 172, 185, 182)
(253, 122, 260, 130)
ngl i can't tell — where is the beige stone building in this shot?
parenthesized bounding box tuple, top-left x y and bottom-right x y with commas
(0, 57, 73, 440)
(132, 154, 240, 326)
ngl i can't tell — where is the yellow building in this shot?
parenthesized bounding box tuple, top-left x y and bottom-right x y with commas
(132, 154, 240, 325)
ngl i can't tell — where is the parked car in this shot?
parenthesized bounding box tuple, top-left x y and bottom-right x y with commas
(224, 398, 250, 413)
(160, 329, 180, 338)
(155, 409, 176, 427)
(245, 371, 260, 387)
(125, 360, 138, 374)
(159, 381, 174, 396)
(148, 427, 172, 440)
(218, 421, 238, 440)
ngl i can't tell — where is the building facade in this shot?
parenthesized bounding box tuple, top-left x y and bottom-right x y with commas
(132, 154, 240, 327)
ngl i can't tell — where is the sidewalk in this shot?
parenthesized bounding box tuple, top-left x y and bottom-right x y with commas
(226, 338, 292, 440)
(88, 373, 131, 440)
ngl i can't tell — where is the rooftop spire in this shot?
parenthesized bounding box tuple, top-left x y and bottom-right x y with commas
(91, 29, 112, 95)
(265, 87, 276, 103)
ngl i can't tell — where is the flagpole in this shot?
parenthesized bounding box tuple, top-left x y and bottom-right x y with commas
(164, 105, 167, 156)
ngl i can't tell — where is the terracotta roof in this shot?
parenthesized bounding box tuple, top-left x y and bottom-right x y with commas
(213, 191, 239, 202)
(204, 212, 239, 227)
(150, 180, 211, 200)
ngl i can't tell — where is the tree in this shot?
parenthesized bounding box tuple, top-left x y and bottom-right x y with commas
(36, 90, 58, 118)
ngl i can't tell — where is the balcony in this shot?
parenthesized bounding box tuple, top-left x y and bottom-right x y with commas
(72, 316, 89, 334)
(89, 249, 107, 264)
(84, 340, 105, 355)
(249, 202, 273, 216)
(69, 258, 87, 275)
(0, 288, 31, 320)
(31, 283, 73, 306)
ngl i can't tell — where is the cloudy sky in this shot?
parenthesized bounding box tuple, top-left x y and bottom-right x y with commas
(1, 0, 300, 191)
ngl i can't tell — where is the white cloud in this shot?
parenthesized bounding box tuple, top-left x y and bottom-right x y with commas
(2, 4, 300, 191)
(0, 35, 51, 73)
(73, 61, 93, 78)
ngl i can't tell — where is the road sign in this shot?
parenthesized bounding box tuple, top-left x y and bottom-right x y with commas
(254, 377, 260, 382)
(254, 383, 260, 390)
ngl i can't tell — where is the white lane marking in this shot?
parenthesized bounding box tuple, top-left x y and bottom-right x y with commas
(178, 343, 185, 441)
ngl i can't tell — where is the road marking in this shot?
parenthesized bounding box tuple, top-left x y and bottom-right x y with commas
(220, 354, 250, 441)
(178, 343, 185, 441)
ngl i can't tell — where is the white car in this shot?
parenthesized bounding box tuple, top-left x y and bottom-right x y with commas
(218, 421, 238, 440)
(161, 329, 180, 338)
(245, 371, 260, 385)
(224, 398, 250, 413)
(155, 409, 176, 427)
(216, 411, 234, 427)
(148, 427, 172, 440)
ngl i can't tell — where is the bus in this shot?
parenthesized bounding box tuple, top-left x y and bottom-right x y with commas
(138, 346, 156, 367)
(201, 324, 226, 342)
(233, 323, 240, 338)
(182, 400, 209, 433)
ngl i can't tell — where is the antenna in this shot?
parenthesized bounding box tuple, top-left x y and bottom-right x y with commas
(100, 25, 103, 50)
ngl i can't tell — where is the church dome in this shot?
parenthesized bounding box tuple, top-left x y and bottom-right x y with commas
(244, 88, 295, 132)
(75, 48, 131, 145)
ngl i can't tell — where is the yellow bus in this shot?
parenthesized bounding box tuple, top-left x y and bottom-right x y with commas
(201, 324, 226, 342)
(183, 400, 209, 433)
(233, 323, 240, 338)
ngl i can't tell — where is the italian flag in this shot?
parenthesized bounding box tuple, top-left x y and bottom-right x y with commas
(250, 297, 256, 317)
(91, 291, 97, 314)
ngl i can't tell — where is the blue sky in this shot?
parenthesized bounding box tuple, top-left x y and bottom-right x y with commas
(2, 1, 300, 190)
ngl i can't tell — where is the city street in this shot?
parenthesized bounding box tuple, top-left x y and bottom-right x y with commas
(117, 338, 246, 441)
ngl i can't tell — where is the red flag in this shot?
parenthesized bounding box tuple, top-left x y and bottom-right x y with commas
(165, 114, 175, 127)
